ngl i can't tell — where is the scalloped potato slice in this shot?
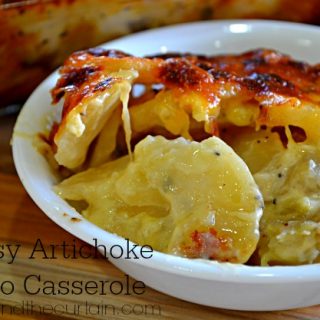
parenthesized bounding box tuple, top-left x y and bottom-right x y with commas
(55, 135, 263, 263)
(88, 107, 122, 167)
(130, 89, 218, 140)
(130, 90, 191, 139)
(54, 69, 138, 169)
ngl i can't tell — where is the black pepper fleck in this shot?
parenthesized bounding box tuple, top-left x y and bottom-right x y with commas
(272, 198, 277, 205)
(278, 173, 283, 178)
(214, 151, 221, 156)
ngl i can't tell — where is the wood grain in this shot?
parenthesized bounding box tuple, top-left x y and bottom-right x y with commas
(0, 173, 320, 320)
(0, 114, 16, 175)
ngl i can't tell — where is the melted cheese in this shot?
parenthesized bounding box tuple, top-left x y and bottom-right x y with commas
(55, 136, 263, 263)
(119, 80, 133, 158)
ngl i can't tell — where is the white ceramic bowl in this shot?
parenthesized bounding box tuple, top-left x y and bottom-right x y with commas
(12, 20, 320, 311)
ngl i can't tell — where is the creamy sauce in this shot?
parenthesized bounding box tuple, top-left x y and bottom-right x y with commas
(254, 141, 320, 265)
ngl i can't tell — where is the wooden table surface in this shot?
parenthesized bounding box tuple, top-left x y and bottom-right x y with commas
(1, 114, 320, 320)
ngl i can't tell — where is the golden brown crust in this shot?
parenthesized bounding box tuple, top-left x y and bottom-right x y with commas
(53, 47, 320, 122)
(51, 49, 132, 117)
(151, 49, 320, 100)
(51, 48, 217, 121)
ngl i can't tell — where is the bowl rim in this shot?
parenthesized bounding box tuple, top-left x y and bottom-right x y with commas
(12, 19, 320, 284)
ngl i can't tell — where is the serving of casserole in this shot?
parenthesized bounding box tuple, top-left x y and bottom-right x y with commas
(12, 21, 320, 310)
